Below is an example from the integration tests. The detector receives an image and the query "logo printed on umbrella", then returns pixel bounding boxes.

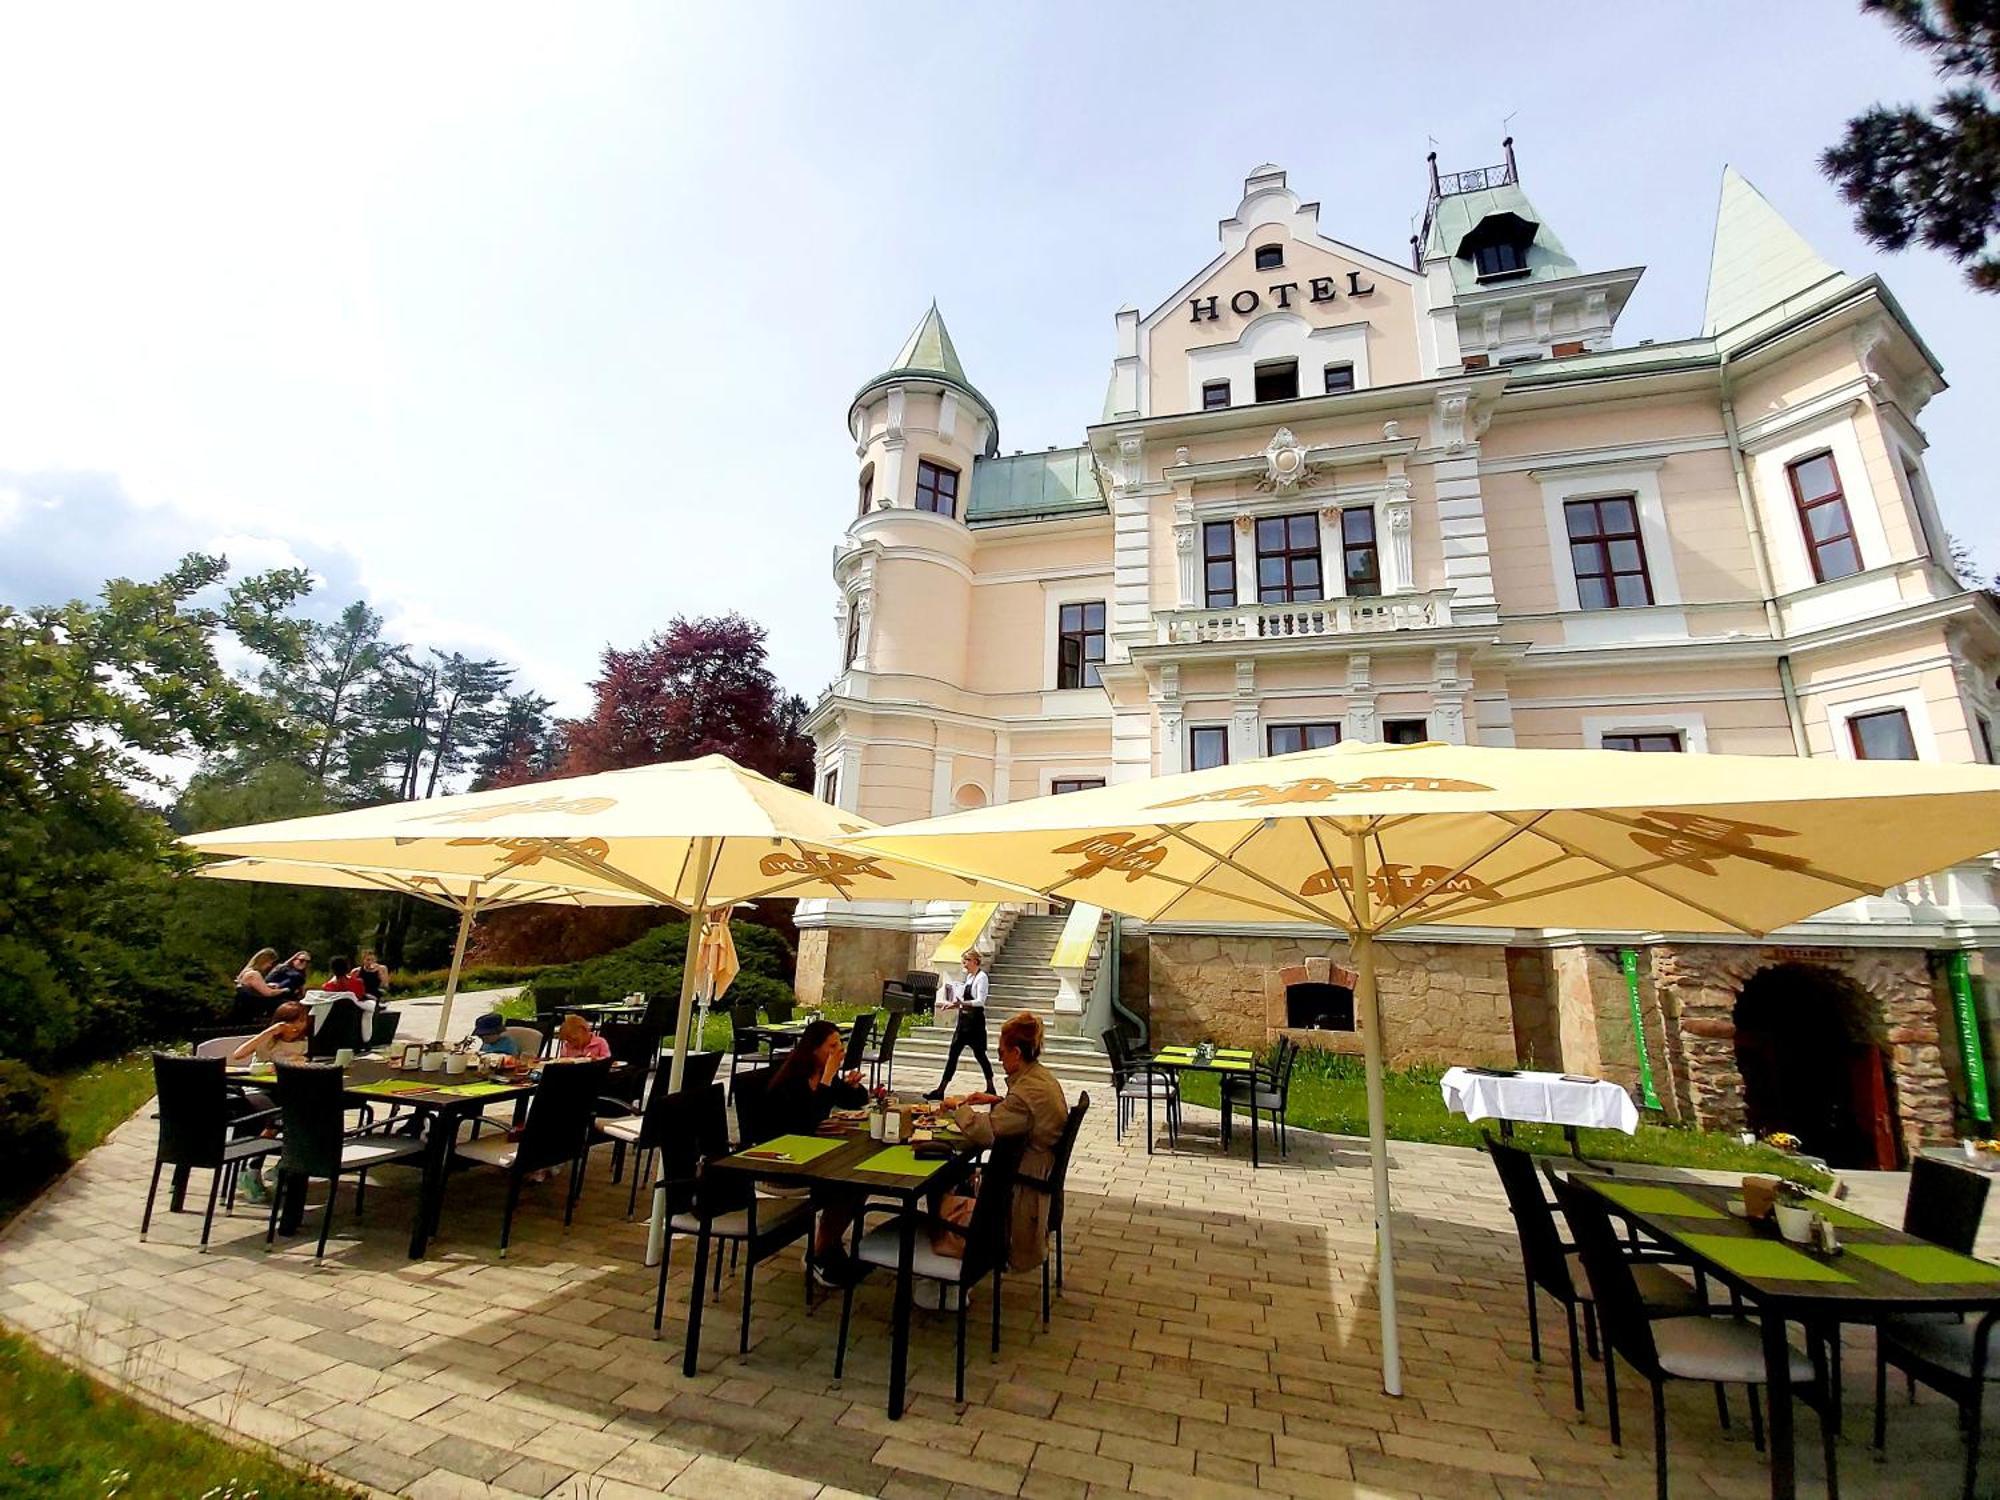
[405,795,617,825]
[1627,811,1807,875]
[1152,775,1492,809]
[756,850,893,890]
[1300,863,1500,905]
[436,835,614,871]
[1053,831,1168,882]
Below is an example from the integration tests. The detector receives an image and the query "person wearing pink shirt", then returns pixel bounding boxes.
[554,1013,611,1061]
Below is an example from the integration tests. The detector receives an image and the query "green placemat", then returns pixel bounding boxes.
[430,1080,519,1098]
[859,1145,946,1178]
[1848,1242,2000,1285]
[735,1134,843,1166]
[1681,1233,1856,1283]
[1210,1059,1253,1072]
[348,1078,440,1097]
[1593,1182,1726,1220]
[1809,1201,1883,1230]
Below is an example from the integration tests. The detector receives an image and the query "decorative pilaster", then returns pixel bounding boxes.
[1429,384,1497,618]
[1110,427,1152,662]
[1384,470,1414,594]
[1346,654,1378,743]
[1231,659,1260,763]
[992,729,1012,806]
[1156,662,1184,774]
[1431,647,1468,745]
[1173,498,1197,608]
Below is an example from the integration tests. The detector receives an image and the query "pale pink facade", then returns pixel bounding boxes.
[803,153,2000,1165]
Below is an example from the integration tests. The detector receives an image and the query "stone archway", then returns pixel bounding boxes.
[1733,964,1899,1170]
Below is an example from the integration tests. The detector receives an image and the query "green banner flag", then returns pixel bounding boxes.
[1948,951,1991,1126]
[1621,947,1662,1111]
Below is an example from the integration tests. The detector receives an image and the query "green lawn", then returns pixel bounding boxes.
[0,1332,359,1500]
[1174,1049,1834,1189]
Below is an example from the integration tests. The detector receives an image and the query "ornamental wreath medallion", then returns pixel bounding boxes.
[1258,427,1313,492]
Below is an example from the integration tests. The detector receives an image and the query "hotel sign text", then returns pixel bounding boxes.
[1190,270,1376,323]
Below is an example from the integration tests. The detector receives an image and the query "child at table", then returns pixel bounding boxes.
[472,1013,520,1056]
[230,1002,311,1066]
[553,1013,611,1061]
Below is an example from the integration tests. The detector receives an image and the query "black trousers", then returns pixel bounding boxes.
[934,1009,994,1091]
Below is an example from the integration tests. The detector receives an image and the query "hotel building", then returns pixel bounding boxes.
[803,148,2000,1167]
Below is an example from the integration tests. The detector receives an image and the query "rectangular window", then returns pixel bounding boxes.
[1787,451,1861,582]
[1601,731,1684,753]
[1050,777,1106,796]
[914,459,959,518]
[820,769,839,805]
[1056,601,1106,689]
[1383,718,1428,745]
[1565,495,1654,609]
[1267,722,1340,756]
[1189,726,1229,771]
[1849,707,1918,761]
[1323,362,1355,394]
[1202,380,1231,411]
[1255,512,1323,604]
[1475,240,1528,278]
[1254,244,1284,270]
[1202,519,1236,608]
[1254,360,1299,403]
[843,604,860,668]
[1341,507,1381,598]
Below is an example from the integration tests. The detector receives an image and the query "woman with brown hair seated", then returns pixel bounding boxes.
[951,1010,1068,1270]
[764,1018,869,1285]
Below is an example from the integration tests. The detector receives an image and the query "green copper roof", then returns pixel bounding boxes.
[852,302,1001,449]
[966,446,1105,523]
[1424,182,1579,293]
[1702,166,1851,338]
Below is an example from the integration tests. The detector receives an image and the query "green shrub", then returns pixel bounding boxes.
[0,1062,69,1196]
[526,920,796,1014]
[394,962,549,995]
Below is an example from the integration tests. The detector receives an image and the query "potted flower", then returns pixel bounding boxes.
[1762,1131,1802,1154]
[1772,1180,1815,1244]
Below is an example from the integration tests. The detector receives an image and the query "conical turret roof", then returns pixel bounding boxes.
[852,302,1000,451]
[1702,167,1850,338]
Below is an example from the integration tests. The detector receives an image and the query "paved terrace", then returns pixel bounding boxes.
[0,1100,1985,1500]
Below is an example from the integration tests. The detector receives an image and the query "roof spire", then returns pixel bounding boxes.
[887,300,970,385]
[1702,166,1849,338]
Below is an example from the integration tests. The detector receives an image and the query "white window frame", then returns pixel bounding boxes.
[1827,687,1936,762]
[1042,581,1112,693]
[1581,712,1709,754]
[1186,722,1232,771]
[1039,767,1113,796]
[1750,418,1891,594]
[1532,458,1681,612]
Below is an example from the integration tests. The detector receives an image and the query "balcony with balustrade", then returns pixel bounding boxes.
[1155,589,1456,646]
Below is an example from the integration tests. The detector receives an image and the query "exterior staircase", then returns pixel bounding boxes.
[887,912,1114,1092]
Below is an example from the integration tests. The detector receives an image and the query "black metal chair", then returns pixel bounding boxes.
[729,1066,775,1150]
[1487,1138,1703,1413]
[368,1008,401,1050]
[1876,1309,2000,1500]
[640,991,679,1037]
[571,979,604,1012]
[1907,1156,1991,1252]
[307,997,366,1059]
[1222,1037,1298,1166]
[264,1061,426,1261]
[1101,1028,1176,1142]
[596,1021,658,1111]
[140,1054,280,1250]
[1019,1093,1090,1325]
[836,1133,1029,1402]
[763,995,796,1025]
[648,1084,811,1350]
[880,980,915,1016]
[1553,1174,1838,1500]
[841,1013,877,1074]
[902,970,940,1021]
[447,1057,609,1255]
[531,983,573,1056]
[597,1050,724,1217]
[862,1012,903,1090]
[727,1003,764,1084]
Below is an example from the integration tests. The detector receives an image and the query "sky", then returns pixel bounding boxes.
[1,3,1992,714]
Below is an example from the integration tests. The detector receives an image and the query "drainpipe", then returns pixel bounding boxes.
[1720,356,1809,756]
[1106,913,1148,1048]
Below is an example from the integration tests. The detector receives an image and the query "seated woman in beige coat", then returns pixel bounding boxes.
[952,1011,1069,1271]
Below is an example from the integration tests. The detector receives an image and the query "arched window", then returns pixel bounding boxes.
[1254,243,1284,270]
[857,463,875,517]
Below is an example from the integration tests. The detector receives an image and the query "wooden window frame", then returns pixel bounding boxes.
[1202,380,1231,411]
[856,464,874,518]
[914,458,960,519]
[1786,451,1862,583]
[1255,512,1324,604]
[1267,722,1341,756]
[1253,359,1299,404]
[1601,731,1684,753]
[1564,495,1654,610]
[1050,777,1106,796]
[1056,600,1106,690]
[820,768,839,806]
[1848,707,1918,761]
[1341,506,1381,598]
[1323,362,1355,394]
[1202,519,1236,608]
[1254,243,1284,270]
[843,603,860,668]
[1189,725,1230,771]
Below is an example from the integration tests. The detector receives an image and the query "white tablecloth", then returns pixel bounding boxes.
[1439,1067,1639,1135]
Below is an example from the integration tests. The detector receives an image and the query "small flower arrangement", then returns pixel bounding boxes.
[1762,1131,1802,1153]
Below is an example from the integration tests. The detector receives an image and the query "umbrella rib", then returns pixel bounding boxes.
[1373,812,1551,929]
[1159,823,1354,928]
[1139,819,1266,928]
[1304,818,1361,930]
[532,840,690,909]
[1570,807,1884,897]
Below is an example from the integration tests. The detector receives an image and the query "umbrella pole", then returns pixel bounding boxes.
[432,884,481,1043]
[1349,832,1401,1398]
[651,839,715,1268]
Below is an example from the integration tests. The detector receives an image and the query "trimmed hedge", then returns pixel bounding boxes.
[526,920,795,1015]
[0,1062,69,1198]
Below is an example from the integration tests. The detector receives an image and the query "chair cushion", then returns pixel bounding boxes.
[1881,1315,1993,1378]
[669,1199,808,1241]
[856,1217,967,1283]
[1119,1079,1176,1099]
[454,1134,518,1170]
[1652,1316,1812,1384]
[597,1117,643,1144]
[341,1137,426,1170]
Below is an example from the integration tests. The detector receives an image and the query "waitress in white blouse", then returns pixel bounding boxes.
[924,949,995,1098]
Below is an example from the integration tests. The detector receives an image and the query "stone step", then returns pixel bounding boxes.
[888,1033,1113,1090]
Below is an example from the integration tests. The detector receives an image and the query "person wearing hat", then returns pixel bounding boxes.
[472,1013,520,1056]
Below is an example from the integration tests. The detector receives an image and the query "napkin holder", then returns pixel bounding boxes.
[1740,1175,1779,1220]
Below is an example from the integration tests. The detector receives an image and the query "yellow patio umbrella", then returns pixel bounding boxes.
[181,754,1035,1085]
[189,856,654,1040]
[848,738,2000,1397]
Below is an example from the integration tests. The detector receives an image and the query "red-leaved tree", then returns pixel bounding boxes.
[561,614,814,785]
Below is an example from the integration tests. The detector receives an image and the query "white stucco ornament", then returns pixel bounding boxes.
[1261,427,1310,491]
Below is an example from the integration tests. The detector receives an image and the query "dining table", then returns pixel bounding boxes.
[229,1054,539,1258]
[684,1117,981,1418]
[1576,1172,2000,1499]
[1142,1044,1257,1153]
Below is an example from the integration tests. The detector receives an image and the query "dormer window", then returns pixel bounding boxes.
[1473,240,1528,279]
[1254,243,1284,270]
[1458,209,1538,283]
[1254,360,1298,403]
